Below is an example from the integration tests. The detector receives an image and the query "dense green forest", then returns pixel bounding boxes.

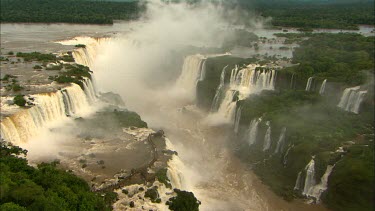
[251,1,374,29]
[0,0,142,24]
[1,0,374,28]
[0,141,115,210]
[282,33,374,86]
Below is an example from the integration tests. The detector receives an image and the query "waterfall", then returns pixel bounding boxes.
[294,171,303,190]
[167,155,187,190]
[57,36,110,68]
[81,77,97,103]
[290,73,295,89]
[248,118,261,146]
[302,159,316,196]
[319,79,327,95]
[283,145,293,166]
[262,121,271,151]
[175,54,206,101]
[274,127,286,154]
[234,106,242,134]
[337,86,367,114]
[1,83,90,144]
[307,165,335,202]
[214,64,276,123]
[305,77,313,91]
[210,65,228,112]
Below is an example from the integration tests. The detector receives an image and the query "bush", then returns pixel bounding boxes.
[13,95,26,106]
[167,189,200,211]
[33,65,42,70]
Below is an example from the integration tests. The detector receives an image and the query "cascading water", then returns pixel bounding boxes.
[214,64,276,122]
[294,171,303,191]
[274,127,286,154]
[283,145,293,166]
[319,79,327,95]
[308,165,335,202]
[175,54,206,101]
[337,86,367,114]
[81,77,97,103]
[1,83,90,144]
[248,118,261,146]
[302,158,316,196]
[262,121,271,151]
[234,106,242,134]
[305,77,314,91]
[210,65,228,112]
[290,73,295,89]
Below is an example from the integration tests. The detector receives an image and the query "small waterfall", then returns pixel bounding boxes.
[167,155,187,190]
[1,83,90,144]
[234,106,242,134]
[262,121,271,151]
[337,86,367,114]
[308,165,335,202]
[248,118,261,146]
[283,145,293,166]
[319,79,327,95]
[305,77,313,91]
[210,65,228,112]
[274,127,286,154]
[175,54,206,101]
[302,159,316,196]
[290,73,295,89]
[294,171,303,190]
[82,77,97,103]
[214,64,276,122]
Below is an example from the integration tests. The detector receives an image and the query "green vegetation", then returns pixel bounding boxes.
[75,44,86,48]
[13,95,26,107]
[1,0,142,24]
[155,168,172,188]
[144,186,160,203]
[33,65,43,70]
[5,83,24,92]
[254,1,374,30]
[16,52,56,62]
[7,51,14,55]
[282,33,374,86]
[0,141,112,210]
[51,64,92,85]
[166,189,201,211]
[1,74,17,81]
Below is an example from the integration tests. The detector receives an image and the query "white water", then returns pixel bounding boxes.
[319,79,327,95]
[1,83,92,144]
[337,86,367,114]
[307,165,335,203]
[263,121,271,151]
[210,65,228,112]
[248,118,261,146]
[212,64,276,123]
[294,171,303,190]
[233,106,242,134]
[290,73,295,89]
[274,127,286,154]
[302,159,316,196]
[283,145,293,166]
[305,77,313,91]
[175,54,206,101]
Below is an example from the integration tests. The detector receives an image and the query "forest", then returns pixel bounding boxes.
[1,0,374,29]
[0,141,116,210]
[0,0,142,24]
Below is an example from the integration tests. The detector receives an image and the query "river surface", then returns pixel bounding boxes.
[2,22,370,210]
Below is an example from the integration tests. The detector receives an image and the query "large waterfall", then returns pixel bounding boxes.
[262,121,271,151]
[175,54,206,101]
[337,86,367,114]
[57,36,110,68]
[274,127,286,154]
[248,118,261,146]
[210,65,228,112]
[213,64,276,122]
[1,83,92,144]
